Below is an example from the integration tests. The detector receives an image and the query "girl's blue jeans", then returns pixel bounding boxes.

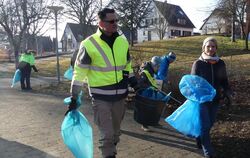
[198,102,219,157]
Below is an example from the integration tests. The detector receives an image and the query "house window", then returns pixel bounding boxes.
[183,31,191,36]
[177,18,186,25]
[154,18,158,25]
[146,19,151,26]
[151,19,154,25]
[171,30,181,36]
[143,31,146,36]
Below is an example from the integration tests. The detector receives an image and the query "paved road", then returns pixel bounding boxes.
[0,77,204,158]
[0,58,204,158]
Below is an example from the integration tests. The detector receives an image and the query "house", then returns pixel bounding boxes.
[0,29,53,56]
[24,35,53,54]
[61,23,97,52]
[199,8,242,37]
[199,8,231,35]
[137,0,195,42]
[60,22,136,50]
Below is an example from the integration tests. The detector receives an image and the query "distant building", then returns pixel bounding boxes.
[137,0,195,42]
[200,8,241,37]
[24,35,53,54]
[60,23,135,51]
[61,23,97,52]
[200,8,231,35]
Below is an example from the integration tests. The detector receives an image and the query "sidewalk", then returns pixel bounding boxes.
[0,76,204,158]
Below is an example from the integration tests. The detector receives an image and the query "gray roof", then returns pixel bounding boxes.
[65,23,97,42]
[154,1,195,28]
[199,8,229,30]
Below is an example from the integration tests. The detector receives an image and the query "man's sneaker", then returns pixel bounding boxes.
[141,125,151,132]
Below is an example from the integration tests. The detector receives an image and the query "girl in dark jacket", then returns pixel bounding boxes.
[191,37,232,158]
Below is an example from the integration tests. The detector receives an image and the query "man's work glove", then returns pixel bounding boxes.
[65,97,77,116]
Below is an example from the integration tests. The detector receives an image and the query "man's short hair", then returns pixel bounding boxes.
[98,8,115,20]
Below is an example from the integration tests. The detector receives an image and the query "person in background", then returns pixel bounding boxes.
[155,51,176,90]
[191,37,233,158]
[67,8,137,158]
[18,50,38,90]
[136,56,162,131]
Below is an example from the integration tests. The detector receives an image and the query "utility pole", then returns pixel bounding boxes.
[47,6,64,83]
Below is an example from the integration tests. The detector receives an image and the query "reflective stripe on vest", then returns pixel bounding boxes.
[77,37,127,72]
[90,87,127,95]
[143,70,158,88]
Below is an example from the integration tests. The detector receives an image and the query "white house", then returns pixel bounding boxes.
[61,23,97,52]
[199,8,231,35]
[137,0,195,43]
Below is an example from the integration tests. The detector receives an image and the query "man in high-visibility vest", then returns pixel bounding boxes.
[18,50,38,90]
[68,8,137,158]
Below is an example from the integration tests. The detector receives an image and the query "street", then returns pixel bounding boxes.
[0,74,203,158]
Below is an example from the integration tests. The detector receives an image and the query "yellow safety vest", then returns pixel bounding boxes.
[19,53,35,65]
[142,70,158,88]
[72,29,133,95]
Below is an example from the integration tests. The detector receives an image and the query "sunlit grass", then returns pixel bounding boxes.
[34,56,71,77]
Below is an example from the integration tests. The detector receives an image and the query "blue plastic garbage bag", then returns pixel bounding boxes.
[61,91,93,158]
[165,74,216,137]
[61,110,93,158]
[179,74,216,103]
[64,66,73,80]
[11,69,21,88]
[155,55,170,80]
[165,100,201,137]
[140,87,170,102]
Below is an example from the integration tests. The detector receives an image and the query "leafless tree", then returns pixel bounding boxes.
[155,17,168,40]
[154,1,173,40]
[108,0,153,46]
[60,0,100,37]
[0,0,51,67]
[217,0,247,42]
[245,0,250,50]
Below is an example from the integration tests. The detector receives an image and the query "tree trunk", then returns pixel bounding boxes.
[14,49,19,69]
[231,0,236,42]
[130,29,134,46]
[231,15,236,42]
[245,32,249,50]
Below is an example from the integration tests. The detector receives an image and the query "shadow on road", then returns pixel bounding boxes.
[0,137,57,158]
[121,129,202,155]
